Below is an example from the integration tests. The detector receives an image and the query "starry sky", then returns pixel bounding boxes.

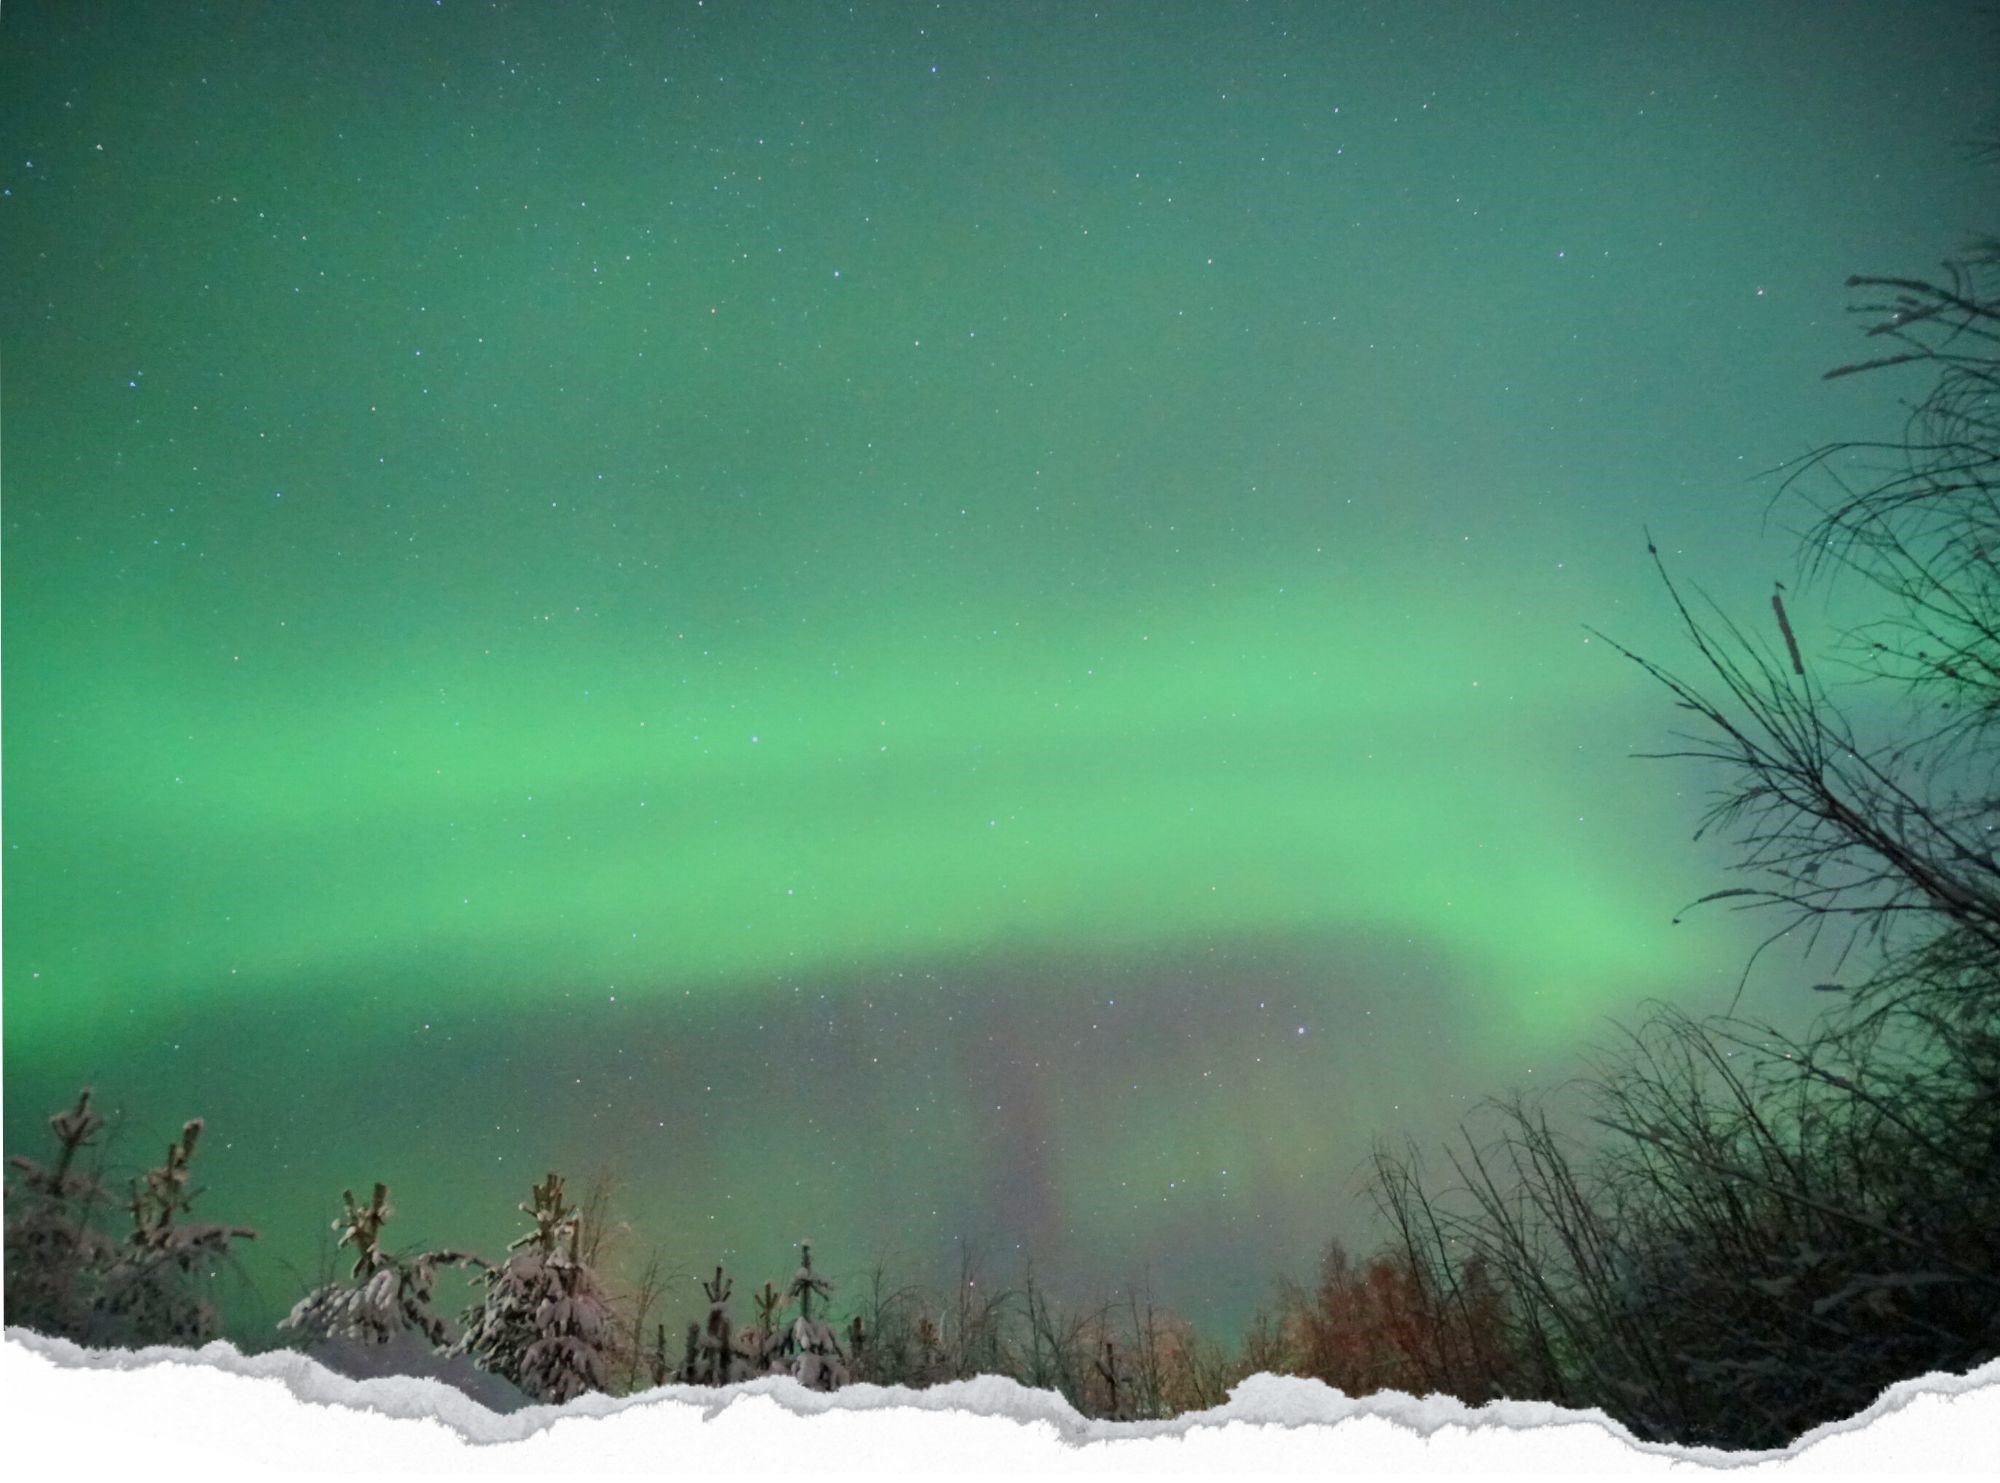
[3,1,1993,1340]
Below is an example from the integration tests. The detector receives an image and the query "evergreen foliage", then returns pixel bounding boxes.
[93,1118,257,1346]
[778,1241,850,1391]
[4,1089,115,1337]
[5,1091,254,1348]
[455,1172,616,1404]
[280,1183,477,1348]
[676,1265,750,1385]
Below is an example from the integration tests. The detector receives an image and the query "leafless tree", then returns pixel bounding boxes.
[1359,169,2000,1449]
[1596,232,2000,1005]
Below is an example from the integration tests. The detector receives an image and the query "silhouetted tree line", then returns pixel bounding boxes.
[1352,188,2000,1445]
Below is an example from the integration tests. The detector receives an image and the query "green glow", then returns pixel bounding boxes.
[6,560,1700,1049]
[3,0,1987,1338]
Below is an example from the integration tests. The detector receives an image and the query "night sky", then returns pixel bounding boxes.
[4,1,1992,1340]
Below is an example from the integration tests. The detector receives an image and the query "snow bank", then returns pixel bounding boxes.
[5,1326,1997,1475]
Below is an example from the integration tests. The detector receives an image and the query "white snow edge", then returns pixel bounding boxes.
[7,1325,1997,1464]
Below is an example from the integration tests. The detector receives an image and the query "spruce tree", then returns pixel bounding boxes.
[455,1172,616,1403]
[91,1117,255,1346]
[778,1241,849,1391]
[744,1278,789,1375]
[280,1183,475,1347]
[7,1092,254,1348]
[4,1089,115,1336]
[677,1265,750,1385]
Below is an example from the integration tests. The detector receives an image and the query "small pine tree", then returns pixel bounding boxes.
[280,1183,476,1347]
[744,1278,789,1375]
[4,1089,116,1336]
[779,1241,849,1391]
[6,1092,253,1349]
[678,1265,750,1385]
[455,1172,616,1404]
[91,1118,255,1346]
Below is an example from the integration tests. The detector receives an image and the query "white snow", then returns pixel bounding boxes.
[6,1325,1998,1476]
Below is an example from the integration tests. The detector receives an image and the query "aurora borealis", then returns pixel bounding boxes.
[4,1,1993,1339]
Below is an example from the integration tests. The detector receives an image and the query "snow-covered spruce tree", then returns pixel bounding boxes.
[280,1183,477,1347]
[90,1117,255,1347]
[4,1089,116,1337]
[778,1241,849,1391]
[742,1278,790,1375]
[677,1265,750,1385]
[455,1172,617,1404]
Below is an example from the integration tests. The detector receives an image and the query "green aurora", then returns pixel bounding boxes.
[4,0,1991,1336]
